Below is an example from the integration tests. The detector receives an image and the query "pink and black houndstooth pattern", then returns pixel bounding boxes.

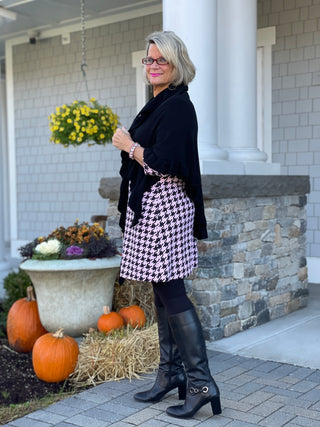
[120,163,198,283]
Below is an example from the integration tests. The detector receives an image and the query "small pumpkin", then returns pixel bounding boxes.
[7,286,47,353]
[32,328,79,383]
[118,305,146,329]
[97,305,124,334]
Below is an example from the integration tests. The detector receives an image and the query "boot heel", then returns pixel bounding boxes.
[178,383,186,400]
[211,396,222,415]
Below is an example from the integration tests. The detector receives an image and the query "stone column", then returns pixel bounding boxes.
[217,0,267,164]
[163,0,228,171]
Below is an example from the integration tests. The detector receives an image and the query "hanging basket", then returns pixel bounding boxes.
[48,98,120,147]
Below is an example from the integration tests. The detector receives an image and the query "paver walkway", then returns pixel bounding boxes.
[4,349,320,426]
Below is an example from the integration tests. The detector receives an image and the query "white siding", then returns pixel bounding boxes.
[12,13,161,241]
[258,0,320,258]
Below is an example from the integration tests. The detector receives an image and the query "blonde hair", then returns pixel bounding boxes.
[145,31,196,86]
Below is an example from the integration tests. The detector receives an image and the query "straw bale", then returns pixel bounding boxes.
[113,279,156,323]
[71,323,159,387]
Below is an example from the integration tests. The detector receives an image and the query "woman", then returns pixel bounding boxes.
[112,30,221,419]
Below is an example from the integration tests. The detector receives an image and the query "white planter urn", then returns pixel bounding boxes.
[20,256,121,337]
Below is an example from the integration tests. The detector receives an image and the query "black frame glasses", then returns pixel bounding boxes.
[142,57,169,65]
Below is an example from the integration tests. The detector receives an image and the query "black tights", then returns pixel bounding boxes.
[152,279,193,315]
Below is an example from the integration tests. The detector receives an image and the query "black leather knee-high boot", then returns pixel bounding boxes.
[134,306,186,402]
[166,307,221,418]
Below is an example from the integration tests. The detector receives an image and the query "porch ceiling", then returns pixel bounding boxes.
[0,0,161,58]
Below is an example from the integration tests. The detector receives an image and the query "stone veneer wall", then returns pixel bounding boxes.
[99,175,310,341]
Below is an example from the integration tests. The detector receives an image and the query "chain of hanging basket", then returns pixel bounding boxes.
[48,0,120,147]
[80,0,90,100]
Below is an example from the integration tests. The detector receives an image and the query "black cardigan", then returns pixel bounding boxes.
[118,85,208,240]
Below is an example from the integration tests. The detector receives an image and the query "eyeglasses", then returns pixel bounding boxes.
[142,57,169,66]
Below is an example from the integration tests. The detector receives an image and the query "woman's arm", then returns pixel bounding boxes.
[112,128,144,167]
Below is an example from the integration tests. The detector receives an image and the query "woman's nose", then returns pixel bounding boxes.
[151,62,160,69]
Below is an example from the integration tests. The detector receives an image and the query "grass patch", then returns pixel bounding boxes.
[0,390,77,425]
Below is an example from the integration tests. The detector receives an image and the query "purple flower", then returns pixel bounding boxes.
[66,245,84,256]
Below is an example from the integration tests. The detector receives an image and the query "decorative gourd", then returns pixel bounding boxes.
[32,328,79,383]
[6,286,47,353]
[118,305,146,329]
[97,306,124,334]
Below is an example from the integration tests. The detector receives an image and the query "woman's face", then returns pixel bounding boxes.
[146,44,175,96]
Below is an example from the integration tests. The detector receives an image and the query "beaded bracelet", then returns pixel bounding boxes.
[129,142,139,159]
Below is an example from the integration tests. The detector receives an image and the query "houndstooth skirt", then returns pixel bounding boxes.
[120,165,198,283]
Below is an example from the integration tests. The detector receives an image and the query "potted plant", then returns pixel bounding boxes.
[19,221,121,336]
[48,98,120,147]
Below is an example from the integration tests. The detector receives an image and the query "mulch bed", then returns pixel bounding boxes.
[0,337,74,405]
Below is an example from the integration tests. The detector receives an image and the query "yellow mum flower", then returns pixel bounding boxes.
[49,99,120,146]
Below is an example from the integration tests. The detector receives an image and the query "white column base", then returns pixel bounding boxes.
[228,148,268,162]
[11,239,27,258]
[199,144,228,162]
[307,257,320,284]
[200,160,244,175]
[244,161,281,175]
[0,261,10,269]
[0,261,10,300]
[201,160,281,175]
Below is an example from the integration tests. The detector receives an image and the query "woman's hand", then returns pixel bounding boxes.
[112,128,132,153]
[113,127,145,167]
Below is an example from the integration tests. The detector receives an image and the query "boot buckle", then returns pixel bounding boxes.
[189,387,199,395]
[189,385,209,395]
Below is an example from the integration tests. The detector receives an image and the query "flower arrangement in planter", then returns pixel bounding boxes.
[48,98,120,147]
[18,221,120,336]
[19,220,117,260]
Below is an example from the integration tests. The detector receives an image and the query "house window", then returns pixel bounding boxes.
[257,27,276,163]
[132,50,150,113]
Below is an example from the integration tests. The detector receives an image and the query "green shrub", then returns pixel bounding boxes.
[0,269,32,337]
[0,307,6,338]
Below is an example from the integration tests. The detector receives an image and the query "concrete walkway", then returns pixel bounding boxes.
[211,283,320,370]
[4,284,320,427]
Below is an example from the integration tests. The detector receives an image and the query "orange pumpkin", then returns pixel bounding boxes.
[32,328,79,383]
[118,305,146,329]
[7,286,47,353]
[97,306,124,334]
